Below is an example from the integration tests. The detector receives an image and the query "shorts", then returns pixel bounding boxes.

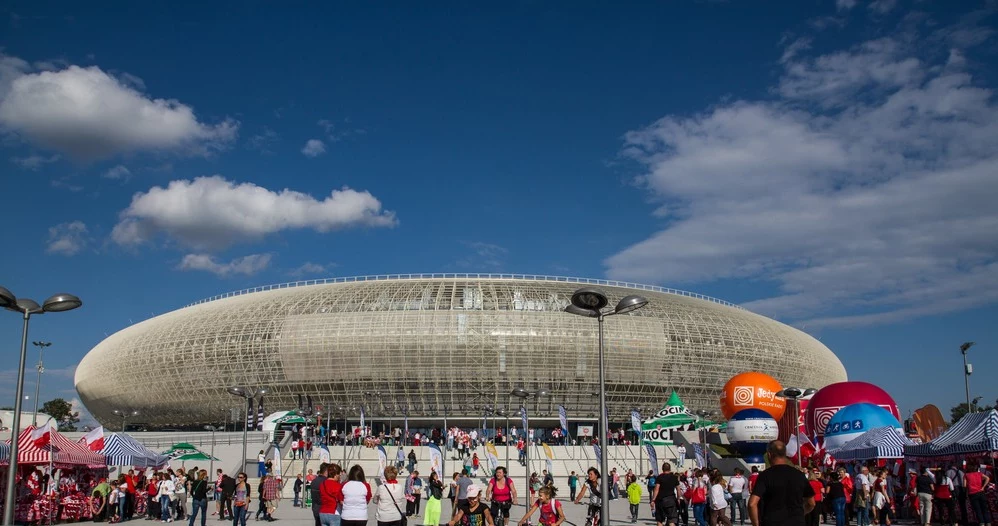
[265,499,280,509]
[655,497,679,525]
[491,501,512,520]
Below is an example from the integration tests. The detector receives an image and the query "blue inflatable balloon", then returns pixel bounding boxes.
[824,403,901,451]
[726,408,779,463]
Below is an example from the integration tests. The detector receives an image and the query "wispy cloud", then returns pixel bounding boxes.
[177,253,273,277]
[46,220,89,255]
[456,241,508,269]
[301,139,325,157]
[11,153,60,170]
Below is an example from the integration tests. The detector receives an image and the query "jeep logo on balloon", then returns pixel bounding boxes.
[720,371,786,420]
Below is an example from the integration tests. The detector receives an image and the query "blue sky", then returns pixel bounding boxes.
[1,1,996,424]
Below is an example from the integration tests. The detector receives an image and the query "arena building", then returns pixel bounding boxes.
[75,274,847,428]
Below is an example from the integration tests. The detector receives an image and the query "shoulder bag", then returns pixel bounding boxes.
[383,484,407,526]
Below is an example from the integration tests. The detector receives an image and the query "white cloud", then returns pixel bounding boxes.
[868,0,897,14]
[46,221,89,255]
[0,55,238,160]
[102,164,131,180]
[607,21,998,328]
[177,253,272,277]
[457,241,508,269]
[288,261,332,277]
[247,127,279,153]
[301,139,326,157]
[11,153,60,170]
[112,175,398,250]
[836,0,857,11]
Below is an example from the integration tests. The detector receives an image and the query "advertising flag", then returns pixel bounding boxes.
[81,426,105,451]
[520,406,528,435]
[558,405,568,434]
[645,443,658,475]
[246,399,255,431]
[428,443,443,477]
[543,443,554,460]
[272,445,282,479]
[593,443,602,464]
[360,407,366,432]
[256,396,265,431]
[318,443,331,463]
[403,412,409,442]
[377,445,388,482]
[485,442,499,470]
[631,410,642,434]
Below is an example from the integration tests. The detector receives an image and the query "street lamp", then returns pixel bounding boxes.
[511,388,548,512]
[227,386,268,474]
[776,387,817,466]
[112,409,139,432]
[204,425,222,476]
[31,341,51,426]
[565,287,648,526]
[2,287,82,526]
[961,342,975,415]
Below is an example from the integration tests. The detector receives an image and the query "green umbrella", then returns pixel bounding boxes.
[174,451,219,461]
[163,442,201,459]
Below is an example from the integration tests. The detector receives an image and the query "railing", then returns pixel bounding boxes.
[125,431,270,449]
[185,273,742,309]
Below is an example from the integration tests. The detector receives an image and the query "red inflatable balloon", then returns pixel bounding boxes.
[804,381,900,438]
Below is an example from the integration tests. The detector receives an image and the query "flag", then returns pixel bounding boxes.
[795,432,816,463]
[645,443,658,475]
[272,445,282,479]
[298,394,304,412]
[593,443,601,464]
[377,445,388,482]
[403,412,409,442]
[318,443,331,463]
[256,396,265,431]
[485,442,499,470]
[631,410,642,435]
[30,426,51,448]
[81,426,104,451]
[307,395,314,413]
[558,405,568,434]
[360,407,366,432]
[692,443,706,469]
[520,406,528,435]
[428,443,443,477]
[246,398,255,431]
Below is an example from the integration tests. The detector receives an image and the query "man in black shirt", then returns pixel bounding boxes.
[310,463,327,526]
[651,462,681,526]
[748,441,815,526]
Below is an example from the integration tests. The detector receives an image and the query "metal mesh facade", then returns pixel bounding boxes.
[75,274,847,427]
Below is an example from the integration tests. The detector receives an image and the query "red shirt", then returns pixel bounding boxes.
[966,472,985,495]
[748,473,759,491]
[125,475,136,494]
[809,480,824,502]
[319,478,344,514]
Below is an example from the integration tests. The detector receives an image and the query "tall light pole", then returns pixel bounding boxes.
[31,341,51,426]
[112,409,139,432]
[205,425,222,476]
[566,288,649,526]
[961,342,975,415]
[775,388,817,466]
[227,386,268,474]
[511,388,548,511]
[1,287,82,526]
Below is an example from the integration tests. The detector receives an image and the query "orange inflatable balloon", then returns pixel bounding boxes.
[720,371,786,420]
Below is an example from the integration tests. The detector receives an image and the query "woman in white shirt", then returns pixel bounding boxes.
[342,465,373,526]
[709,473,732,526]
[158,473,176,523]
[374,466,406,526]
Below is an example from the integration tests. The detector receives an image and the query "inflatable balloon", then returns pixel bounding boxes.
[726,408,780,463]
[823,403,902,451]
[805,381,900,438]
[720,371,786,420]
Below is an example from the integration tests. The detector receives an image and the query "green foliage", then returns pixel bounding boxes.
[41,398,80,431]
[951,402,994,425]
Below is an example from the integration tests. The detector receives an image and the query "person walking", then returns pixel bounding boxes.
[256,475,269,521]
[747,441,815,526]
[341,465,372,526]
[311,464,328,526]
[568,472,579,503]
[651,462,681,526]
[728,469,747,526]
[806,470,825,526]
[424,471,444,526]
[261,472,282,522]
[828,472,847,526]
[964,461,991,526]
[231,473,250,526]
[174,469,188,521]
[486,467,516,526]
[933,469,955,526]
[628,475,643,523]
[408,450,418,474]
[397,448,406,471]
[375,466,406,526]
[318,464,344,526]
[294,475,304,508]
[472,454,480,477]
[159,472,177,523]
[709,472,733,526]
[188,470,210,526]
[915,468,935,526]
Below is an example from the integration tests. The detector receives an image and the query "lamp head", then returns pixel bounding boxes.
[961,342,975,353]
[16,298,43,315]
[570,287,608,312]
[42,293,83,313]
[565,304,599,318]
[802,388,818,397]
[614,295,649,315]
[0,286,16,310]
[256,387,268,396]
[536,389,550,397]
[511,388,528,399]
[227,386,246,397]
[777,388,804,399]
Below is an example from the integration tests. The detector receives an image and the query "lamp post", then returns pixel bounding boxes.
[205,425,221,476]
[1,287,82,526]
[112,409,139,432]
[31,341,51,427]
[511,388,548,512]
[497,408,510,466]
[227,386,268,474]
[775,388,817,466]
[961,342,975,415]
[565,288,648,526]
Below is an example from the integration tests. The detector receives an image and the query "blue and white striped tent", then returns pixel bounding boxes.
[101,433,167,467]
[0,442,9,463]
[905,409,998,458]
[831,426,913,460]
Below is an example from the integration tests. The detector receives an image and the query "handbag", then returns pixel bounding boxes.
[384,484,407,526]
[691,486,707,504]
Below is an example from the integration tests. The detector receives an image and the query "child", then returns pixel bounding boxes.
[108,484,121,523]
[627,476,643,523]
[519,486,565,526]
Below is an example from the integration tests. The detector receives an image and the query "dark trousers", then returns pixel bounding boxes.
[729,495,745,524]
[679,500,689,525]
[189,499,207,526]
[221,494,233,519]
[570,486,577,501]
[954,488,967,524]
[970,492,991,525]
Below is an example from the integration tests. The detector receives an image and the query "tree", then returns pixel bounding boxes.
[41,398,80,431]
[951,402,994,425]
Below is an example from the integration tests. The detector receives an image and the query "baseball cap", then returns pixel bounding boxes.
[466,485,481,498]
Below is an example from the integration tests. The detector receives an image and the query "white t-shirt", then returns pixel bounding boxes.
[341,480,371,521]
[710,484,727,510]
[258,454,265,462]
[158,479,176,498]
[677,446,686,456]
[856,473,871,491]
[728,476,745,494]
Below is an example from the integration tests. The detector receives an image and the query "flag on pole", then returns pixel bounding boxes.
[520,406,528,435]
[692,443,706,469]
[318,443,331,463]
[631,410,642,434]
[272,445,282,479]
[360,407,366,432]
[246,398,255,431]
[558,405,568,434]
[80,426,104,451]
[377,445,388,482]
[646,443,658,475]
[593,443,602,464]
[428,443,443,477]
[403,412,409,442]
[30,426,51,448]
[256,396,265,431]
[485,442,499,470]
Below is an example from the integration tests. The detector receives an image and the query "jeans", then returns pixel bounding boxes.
[319,513,342,526]
[161,495,173,521]
[119,495,128,521]
[970,492,991,525]
[630,503,639,521]
[189,499,207,526]
[834,497,847,526]
[857,502,870,526]
[232,505,247,526]
[729,495,745,524]
[258,462,266,477]
[917,493,932,525]
[570,486,577,501]
[693,503,707,526]
[294,491,301,507]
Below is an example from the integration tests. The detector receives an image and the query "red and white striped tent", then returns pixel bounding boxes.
[9,426,106,468]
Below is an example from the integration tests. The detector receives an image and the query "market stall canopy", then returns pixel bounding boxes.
[100,433,167,467]
[11,426,106,468]
[162,443,200,458]
[174,451,219,461]
[640,391,698,444]
[261,410,313,432]
[905,409,998,459]
[0,442,8,464]
[116,433,169,467]
[831,426,914,460]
